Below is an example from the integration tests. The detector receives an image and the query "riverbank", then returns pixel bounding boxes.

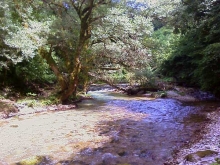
[167,105,220,165]
[164,87,220,165]
[0,99,77,119]
[0,86,220,165]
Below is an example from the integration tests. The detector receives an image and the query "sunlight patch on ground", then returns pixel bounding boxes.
[0,106,146,164]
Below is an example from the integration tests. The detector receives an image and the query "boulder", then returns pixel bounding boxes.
[185,150,218,162]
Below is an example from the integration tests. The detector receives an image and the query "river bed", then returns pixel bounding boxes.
[0,90,219,165]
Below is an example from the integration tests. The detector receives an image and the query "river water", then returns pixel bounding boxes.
[75,90,216,165]
[0,90,218,165]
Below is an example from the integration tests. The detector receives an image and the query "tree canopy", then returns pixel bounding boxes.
[161,0,220,96]
[1,0,220,102]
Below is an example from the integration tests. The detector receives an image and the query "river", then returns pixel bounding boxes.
[0,89,219,165]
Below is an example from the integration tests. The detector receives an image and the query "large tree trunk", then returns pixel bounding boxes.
[40,1,107,104]
[39,46,67,93]
[40,45,82,104]
[59,1,94,103]
[60,56,81,103]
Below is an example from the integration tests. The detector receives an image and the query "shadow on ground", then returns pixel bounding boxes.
[16,116,206,165]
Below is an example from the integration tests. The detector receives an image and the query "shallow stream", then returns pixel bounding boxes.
[0,90,219,165]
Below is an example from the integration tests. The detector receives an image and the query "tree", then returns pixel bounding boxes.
[36,0,112,103]
[0,1,24,69]
[0,0,187,101]
[150,27,180,71]
[90,1,154,87]
[162,0,220,96]
[1,1,53,67]
[0,0,54,86]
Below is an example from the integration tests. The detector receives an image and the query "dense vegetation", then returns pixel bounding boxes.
[161,0,220,96]
[0,0,219,103]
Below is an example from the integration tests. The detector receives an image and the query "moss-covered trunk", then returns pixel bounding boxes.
[60,56,81,103]
[40,45,82,103]
[39,46,67,93]
[40,1,105,103]
[59,13,92,103]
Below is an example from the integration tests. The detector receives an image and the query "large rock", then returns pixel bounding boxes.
[185,150,218,163]
[0,99,19,118]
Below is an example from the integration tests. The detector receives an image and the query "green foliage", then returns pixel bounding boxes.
[132,67,156,87]
[90,2,155,86]
[161,30,199,85]
[0,1,19,68]
[150,27,180,69]
[41,95,60,105]
[17,93,60,106]
[0,55,56,87]
[15,55,56,83]
[161,0,220,96]
[0,0,185,101]
[27,100,37,108]
[0,1,53,69]
[0,0,55,87]
[92,5,153,68]
[17,98,38,107]
[195,43,220,95]
[26,92,37,97]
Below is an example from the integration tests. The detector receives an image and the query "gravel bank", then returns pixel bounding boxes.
[167,107,220,165]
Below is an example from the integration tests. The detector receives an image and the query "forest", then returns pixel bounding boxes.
[1,1,220,165]
[0,0,219,103]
